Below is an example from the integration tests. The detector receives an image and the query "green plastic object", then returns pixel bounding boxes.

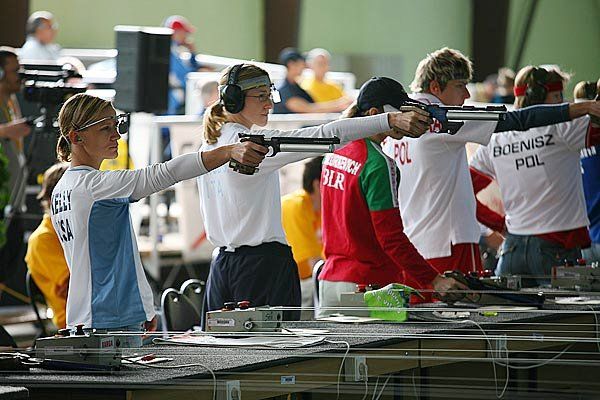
[363,283,414,322]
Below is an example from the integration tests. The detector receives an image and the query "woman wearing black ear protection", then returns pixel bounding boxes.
[198,63,435,323]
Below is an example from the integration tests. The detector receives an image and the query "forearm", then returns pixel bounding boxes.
[130,152,208,200]
[260,113,389,144]
[372,210,438,287]
[495,103,570,132]
[568,102,596,120]
[323,113,390,143]
[200,145,232,171]
[476,201,505,233]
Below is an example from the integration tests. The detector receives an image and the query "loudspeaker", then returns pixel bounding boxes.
[114,26,171,114]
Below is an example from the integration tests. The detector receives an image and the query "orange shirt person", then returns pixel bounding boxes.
[25,163,69,329]
[281,157,324,278]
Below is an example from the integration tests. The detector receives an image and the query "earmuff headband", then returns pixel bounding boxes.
[514,81,563,97]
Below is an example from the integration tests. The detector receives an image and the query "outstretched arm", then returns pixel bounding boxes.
[495,100,600,133]
[87,141,267,202]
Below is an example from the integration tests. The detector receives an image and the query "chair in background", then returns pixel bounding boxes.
[0,325,17,348]
[25,271,49,338]
[312,260,325,318]
[160,288,201,332]
[179,279,205,317]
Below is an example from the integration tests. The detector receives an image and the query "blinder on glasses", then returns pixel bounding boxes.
[75,113,130,135]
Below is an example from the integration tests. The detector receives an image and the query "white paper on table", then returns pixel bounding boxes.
[155,333,326,348]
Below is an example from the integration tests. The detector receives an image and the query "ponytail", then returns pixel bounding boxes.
[341,102,362,119]
[203,102,229,144]
[57,93,113,160]
[56,134,71,162]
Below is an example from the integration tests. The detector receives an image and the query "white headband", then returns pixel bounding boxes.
[238,75,272,91]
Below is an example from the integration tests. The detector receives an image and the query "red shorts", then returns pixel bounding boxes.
[426,242,483,275]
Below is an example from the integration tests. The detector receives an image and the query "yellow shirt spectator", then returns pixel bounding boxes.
[25,214,69,329]
[301,77,345,103]
[281,189,322,280]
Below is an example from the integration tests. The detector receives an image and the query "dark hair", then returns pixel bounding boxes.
[514,66,570,109]
[0,47,18,69]
[37,162,69,211]
[279,47,305,67]
[302,157,324,193]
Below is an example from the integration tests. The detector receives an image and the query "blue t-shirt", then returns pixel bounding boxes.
[273,79,314,114]
[168,42,200,115]
[582,146,600,243]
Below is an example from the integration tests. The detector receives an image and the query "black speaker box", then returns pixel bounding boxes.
[114,26,171,114]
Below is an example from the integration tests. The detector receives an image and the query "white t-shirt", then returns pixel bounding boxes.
[381,93,498,259]
[51,153,207,329]
[19,36,61,61]
[469,116,591,235]
[197,114,390,251]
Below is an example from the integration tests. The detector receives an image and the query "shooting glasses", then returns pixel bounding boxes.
[75,113,130,135]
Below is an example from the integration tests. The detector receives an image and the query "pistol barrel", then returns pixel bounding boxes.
[278,144,336,153]
[445,110,506,121]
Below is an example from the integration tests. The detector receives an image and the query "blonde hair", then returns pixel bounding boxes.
[410,47,473,93]
[340,100,382,120]
[203,64,270,144]
[514,66,570,109]
[573,80,599,101]
[341,102,361,119]
[57,93,113,162]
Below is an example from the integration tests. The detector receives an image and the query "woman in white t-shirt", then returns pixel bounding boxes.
[198,63,433,322]
[470,66,600,286]
[51,93,266,345]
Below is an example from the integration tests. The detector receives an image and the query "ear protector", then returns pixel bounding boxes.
[583,81,598,100]
[524,67,549,106]
[219,64,245,114]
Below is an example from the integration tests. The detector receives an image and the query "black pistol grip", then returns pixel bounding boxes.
[228,159,259,175]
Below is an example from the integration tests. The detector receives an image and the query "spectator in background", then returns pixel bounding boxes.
[164,15,204,115]
[197,80,219,116]
[477,73,498,103]
[25,163,70,329]
[0,47,31,279]
[574,79,600,263]
[491,67,515,104]
[273,48,351,114]
[20,11,61,61]
[281,157,324,311]
[301,48,347,103]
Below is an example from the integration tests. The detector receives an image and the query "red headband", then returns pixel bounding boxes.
[514,81,564,97]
